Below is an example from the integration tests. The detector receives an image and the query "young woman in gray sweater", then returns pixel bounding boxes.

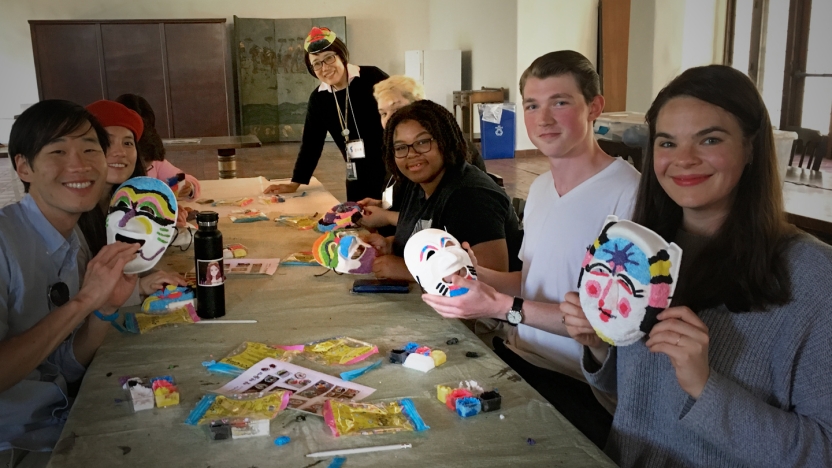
[561,65,832,467]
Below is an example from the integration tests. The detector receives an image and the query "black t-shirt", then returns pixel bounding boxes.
[291,65,389,202]
[393,163,522,271]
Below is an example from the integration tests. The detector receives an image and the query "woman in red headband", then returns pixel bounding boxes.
[264,27,389,202]
[80,100,185,301]
[80,100,147,256]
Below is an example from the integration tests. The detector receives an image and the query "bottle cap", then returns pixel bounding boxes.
[196,211,219,227]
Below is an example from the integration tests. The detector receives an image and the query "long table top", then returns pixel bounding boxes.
[47,177,614,468]
[784,167,832,234]
[163,135,261,152]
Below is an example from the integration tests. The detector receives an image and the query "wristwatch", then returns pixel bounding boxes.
[507,297,524,326]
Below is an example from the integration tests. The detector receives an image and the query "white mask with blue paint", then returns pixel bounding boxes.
[404,228,477,296]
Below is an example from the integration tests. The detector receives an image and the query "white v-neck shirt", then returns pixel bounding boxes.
[506,158,640,382]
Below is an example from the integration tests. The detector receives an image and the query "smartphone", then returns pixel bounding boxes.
[351,279,411,294]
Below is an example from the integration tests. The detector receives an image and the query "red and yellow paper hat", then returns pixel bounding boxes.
[304,27,337,54]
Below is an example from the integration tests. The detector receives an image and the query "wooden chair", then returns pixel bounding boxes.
[597,139,644,172]
[784,126,827,171]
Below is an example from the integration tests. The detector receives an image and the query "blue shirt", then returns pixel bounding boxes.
[0,195,88,452]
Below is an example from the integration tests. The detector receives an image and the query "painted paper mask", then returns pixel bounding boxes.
[404,229,477,297]
[312,231,376,274]
[316,202,363,232]
[578,215,683,346]
[106,176,178,274]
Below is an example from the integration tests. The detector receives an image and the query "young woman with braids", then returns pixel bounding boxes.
[364,100,521,280]
[560,65,832,467]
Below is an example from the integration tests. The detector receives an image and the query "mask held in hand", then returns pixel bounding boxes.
[106,176,178,274]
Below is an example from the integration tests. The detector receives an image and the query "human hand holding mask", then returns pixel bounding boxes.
[404,229,477,297]
[106,176,179,274]
[577,215,683,346]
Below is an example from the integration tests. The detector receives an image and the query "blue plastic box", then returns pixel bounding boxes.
[479,103,515,160]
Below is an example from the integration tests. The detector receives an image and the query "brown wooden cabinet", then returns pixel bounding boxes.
[30,19,231,138]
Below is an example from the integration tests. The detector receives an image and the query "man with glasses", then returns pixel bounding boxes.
[0,100,140,465]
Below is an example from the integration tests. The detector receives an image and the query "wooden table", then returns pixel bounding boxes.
[163,135,262,179]
[47,177,613,468]
[783,167,832,234]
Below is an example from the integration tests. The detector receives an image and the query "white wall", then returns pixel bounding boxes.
[1,0,729,150]
[625,0,724,113]
[428,0,518,135]
[0,0,435,143]
[515,0,598,150]
[429,0,518,103]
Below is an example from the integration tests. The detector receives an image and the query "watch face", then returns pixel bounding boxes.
[507,309,522,325]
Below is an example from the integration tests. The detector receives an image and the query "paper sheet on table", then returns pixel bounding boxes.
[164,138,202,144]
[213,358,375,415]
[180,177,339,218]
[223,258,280,275]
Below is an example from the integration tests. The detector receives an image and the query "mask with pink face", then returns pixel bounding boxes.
[404,229,477,296]
[578,215,683,346]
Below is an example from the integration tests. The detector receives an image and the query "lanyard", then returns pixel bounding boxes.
[332,83,363,141]
[333,86,351,138]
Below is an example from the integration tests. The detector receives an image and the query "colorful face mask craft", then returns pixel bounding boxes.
[312,231,377,274]
[404,228,477,297]
[106,176,178,274]
[315,202,363,232]
[577,215,683,347]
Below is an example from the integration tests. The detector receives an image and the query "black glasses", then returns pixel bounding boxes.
[48,282,70,309]
[311,54,338,71]
[393,138,435,159]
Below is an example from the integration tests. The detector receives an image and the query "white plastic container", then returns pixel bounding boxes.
[773,130,798,185]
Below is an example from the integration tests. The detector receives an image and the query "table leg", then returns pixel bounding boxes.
[461,106,473,143]
[218,149,237,179]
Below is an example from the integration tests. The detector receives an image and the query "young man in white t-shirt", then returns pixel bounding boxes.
[422,50,640,447]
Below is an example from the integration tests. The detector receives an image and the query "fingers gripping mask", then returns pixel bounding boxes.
[316,202,363,232]
[312,231,377,274]
[578,215,683,346]
[106,177,178,274]
[404,229,477,297]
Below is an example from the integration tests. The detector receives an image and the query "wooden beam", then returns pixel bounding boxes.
[780,0,813,129]
[599,0,631,112]
[723,0,737,66]
[747,0,769,89]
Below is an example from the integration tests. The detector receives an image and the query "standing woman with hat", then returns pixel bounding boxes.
[264,27,389,202]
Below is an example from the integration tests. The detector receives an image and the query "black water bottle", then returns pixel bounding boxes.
[194,211,225,319]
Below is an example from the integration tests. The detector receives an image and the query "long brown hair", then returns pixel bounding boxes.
[632,65,797,312]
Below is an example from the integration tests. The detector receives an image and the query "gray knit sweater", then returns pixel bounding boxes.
[583,234,832,467]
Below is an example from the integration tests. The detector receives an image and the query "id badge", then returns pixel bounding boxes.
[346,161,358,181]
[346,139,366,159]
[381,182,394,209]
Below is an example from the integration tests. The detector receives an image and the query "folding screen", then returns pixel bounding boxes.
[235,16,347,143]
